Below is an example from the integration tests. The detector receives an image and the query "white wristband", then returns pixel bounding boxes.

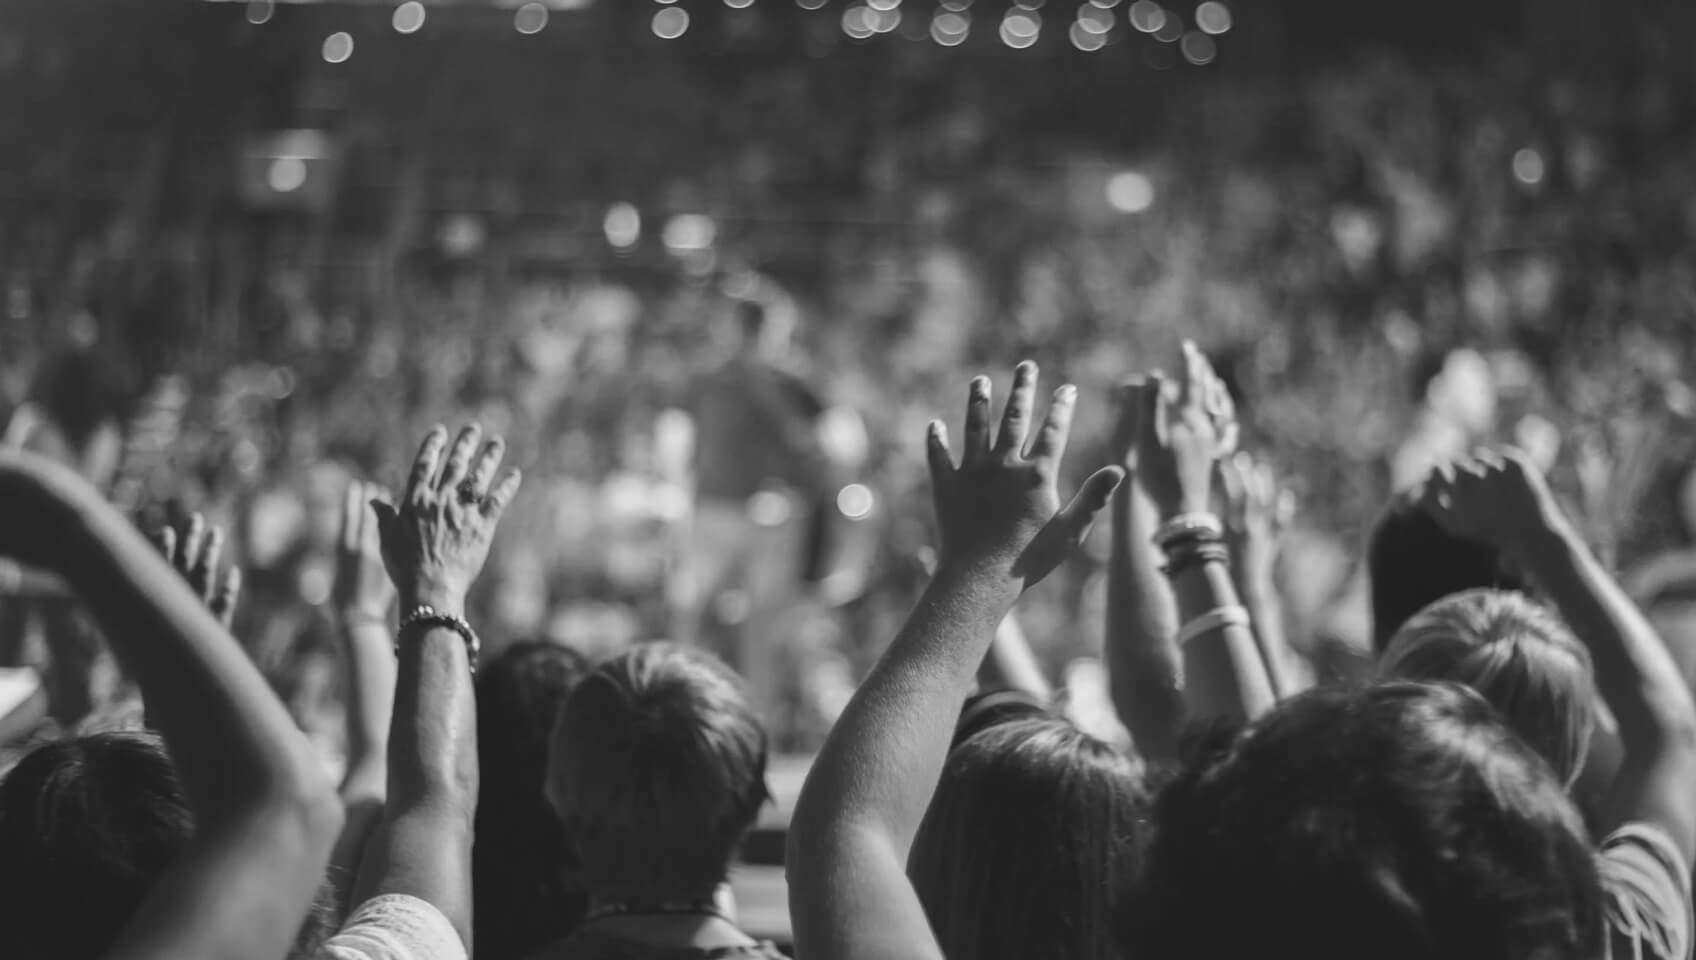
[1175,605,1252,646]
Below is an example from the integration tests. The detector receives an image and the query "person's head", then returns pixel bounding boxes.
[475,642,593,960]
[1378,589,1596,787]
[0,732,335,960]
[1135,682,1602,960]
[546,642,769,903]
[1368,488,1531,652]
[910,716,1145,960]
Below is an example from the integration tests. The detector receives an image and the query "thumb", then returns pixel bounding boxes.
[1059,466,1125,544]
[370,499,398,548]
[1137,374,1167,455]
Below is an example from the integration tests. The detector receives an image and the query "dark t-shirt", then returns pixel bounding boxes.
[527,929,788,960]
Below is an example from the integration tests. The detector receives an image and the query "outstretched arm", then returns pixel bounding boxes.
[1136,343,1275,726]
[1104,379,1184,767]
[0,451,342,960]
[352,425,522,953]
[787,363,1122,960]
[1221,453,1311,700]
[1422,450,1696,861]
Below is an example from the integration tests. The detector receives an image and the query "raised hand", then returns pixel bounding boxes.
[154,513,242,630]
[371,424,521,617]
[1417,448,1569,561]
[335,479,397,626]
[1136,341,1238,519]
[924,361,1122,590]
[1220,451,1296,587]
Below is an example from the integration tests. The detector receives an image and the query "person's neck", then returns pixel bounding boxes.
[581,883,753,949]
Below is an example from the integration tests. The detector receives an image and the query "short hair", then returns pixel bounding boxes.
[911,716,1145,960]
[0,732,336,960]
[1379,589,1597,786]
[547,643,769,901]
[475,642,593,960]
[1135,682,1603,960]
[951,688,1053,751]
[1368,487,1532,652]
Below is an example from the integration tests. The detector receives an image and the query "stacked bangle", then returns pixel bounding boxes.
[396,604,481,674]
[1175,605,1252,646]
[1161,540,1231,577]
[1153,512,1225,550]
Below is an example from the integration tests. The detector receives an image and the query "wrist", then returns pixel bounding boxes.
[400,586,466,619]
[930,557,1024,608]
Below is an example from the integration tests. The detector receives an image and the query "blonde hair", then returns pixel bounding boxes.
[1378,589,1596,787]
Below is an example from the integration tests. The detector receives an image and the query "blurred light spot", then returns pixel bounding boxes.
[392,1,426,33]
[868,7,900,31]
[797,0,828,7]
[1078,4,1114,32]
[836,484,875,520]
[867,0,901,9]
[653,6,690,37]
[1000,19,1039,47]
[663,214,717,252]
[1070,21,1107,49]
[321,32,354,63]
[514,2,549,33]
[748,490,794,527]
[603,203,641,248]
[1512,147,1546,185]
[726,0,755,7]
[1154,16,1182,41]
[439,215,486,258]
[1090,0,1121,6]
[1106,171,1154,213]
[1179,30,1215,63]
[246,0,274,25]
[266,157,308,193]
[1128,0,1164,32]
[843,5,875,38]
[1003,11,1040,37]
[931,10,969,43]
[1196,0,1231,33]
[940,0,972,9]
[1015,0,1045,7]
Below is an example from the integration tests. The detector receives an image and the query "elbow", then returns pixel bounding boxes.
[251,759,347,854]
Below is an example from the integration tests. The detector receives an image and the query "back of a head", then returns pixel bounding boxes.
[0,732,191,960]
[547,642,769,903]
[1379,589,1597,786]
[911,716,1145,960]
[1368,489,1532,652]
[475,642,593,960]
[1136,682,1602,960]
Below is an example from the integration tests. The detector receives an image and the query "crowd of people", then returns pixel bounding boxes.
[2,330,1694,960]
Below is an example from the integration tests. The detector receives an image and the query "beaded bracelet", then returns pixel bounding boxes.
[396,604,481,675]
[1161,540,1232,578]
[1175,605,1252,646]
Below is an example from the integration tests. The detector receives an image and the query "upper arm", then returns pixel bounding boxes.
[1607,717,1696,866]
[787,822,946,960]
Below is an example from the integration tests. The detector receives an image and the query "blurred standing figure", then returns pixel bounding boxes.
[671,287,839,728]
[0,322,124,727]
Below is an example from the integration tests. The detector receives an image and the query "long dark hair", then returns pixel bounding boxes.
[909,716,1145,960]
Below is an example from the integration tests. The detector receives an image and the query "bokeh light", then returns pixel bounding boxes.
[797,0,828,8]
[266,157,308,194]
[836,484,875,520]
[1128,0,1165,32]
[867,0,901,10]
[940,0,973,9]
[514,3,549,34]
[653,6,691,38]
[245,0,274,26]
[392,1,426,35]
[1154,15,1183,41]
[843,5,875,38]
[321,32,354,64]
[603,203,641,249]
[663,214,717,252]
[726,0,756,8]
[1070,21,1107,50]
[1180,31,1216,63]
[931,11,970,44]
[1077,5,1115,33]
[868,7,900,31]
[1106,171,1155,213]
[1195,1,1232,34]
[1513,147,1546,186]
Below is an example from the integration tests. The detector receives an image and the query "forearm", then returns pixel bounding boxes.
[1519,520,1696,751]
[1236,574,1306,700]
[977,612,1052,701]
[1105,480,1184,764]
[794,568,1015,854]
[1170,559,1276,726]
[340,621,397,800]
[356,624,477,948]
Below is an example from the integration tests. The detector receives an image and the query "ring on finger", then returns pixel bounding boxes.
[457,480,481,505]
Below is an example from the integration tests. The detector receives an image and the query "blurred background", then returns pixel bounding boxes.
[5,0,1696,765]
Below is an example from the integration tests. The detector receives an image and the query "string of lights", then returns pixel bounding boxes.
[219,0,1234,65]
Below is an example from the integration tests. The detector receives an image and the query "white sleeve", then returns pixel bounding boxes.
[316,894,467,960]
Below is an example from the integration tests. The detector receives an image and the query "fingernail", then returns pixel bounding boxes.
[1057,384,1077,400]
[970,376,989,397]
[1017,360,1036,377]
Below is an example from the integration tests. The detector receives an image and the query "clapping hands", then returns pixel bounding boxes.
[1417,447,1570,562]
[925,362,1123,590]
[1136,341,1238,520]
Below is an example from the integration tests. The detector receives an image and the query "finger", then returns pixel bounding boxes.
[482,468,523,519]
[1179,340,1207,410]
[193,527,224,603]
[342,480,364,553]
[363,487,391,556]
[1275,489,1298,530]
[154,525,178,567]
[465,437,506,498]
[1137,375,1167,454]
[995,361,1038,459]
[1252,461,1277,505]
[1220,452,1248,510]
[409,426,450,504]
[962,375,993,465]
[370,498,399,552]
[1027,384,1077,467]
[180,514,207,577]
[1472,447,1507,470]
[925,420,955,486]
[212,565,242,630]
[1058,466,1126,543]
[437,424,484,494]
